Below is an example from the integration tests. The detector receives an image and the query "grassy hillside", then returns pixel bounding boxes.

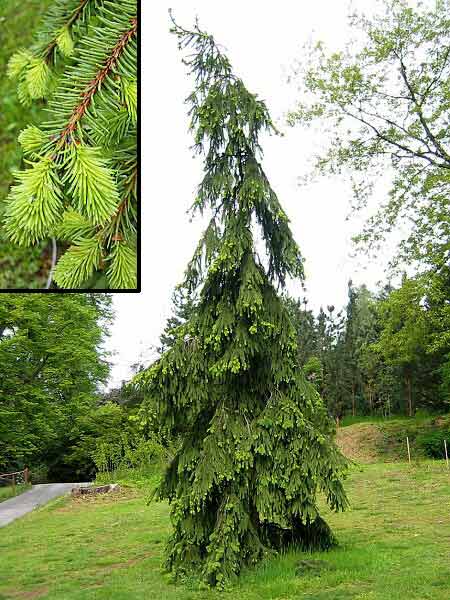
[0,0,52,289]
[1,462,450,599]
[336,415,450,463]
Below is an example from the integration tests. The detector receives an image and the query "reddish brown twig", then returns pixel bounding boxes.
[58,17,138,146]
[100,164,138,244]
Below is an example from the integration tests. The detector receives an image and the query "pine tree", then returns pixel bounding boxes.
[5,0,138,289]
[134,15,348,588]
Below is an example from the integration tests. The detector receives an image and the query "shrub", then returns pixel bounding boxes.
[417,429,450,459]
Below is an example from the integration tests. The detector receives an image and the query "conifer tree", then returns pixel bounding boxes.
[158,286,196,354]
[135,15,348,588]
[5,0,138,289]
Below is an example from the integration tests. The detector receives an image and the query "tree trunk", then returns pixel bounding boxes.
[407,375,413,417]
[405,373,413,417]
[367,385,373,415]
[352,382,356,416]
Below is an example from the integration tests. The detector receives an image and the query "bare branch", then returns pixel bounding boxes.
[396,52,450,164]
[339,103,450,169]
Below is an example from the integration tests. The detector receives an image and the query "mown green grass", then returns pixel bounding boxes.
[0,0,51,289]
[340,413,435,428]
[0,484,31,504]
[1,461,450,599]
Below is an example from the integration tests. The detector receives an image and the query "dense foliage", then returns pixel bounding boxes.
[0,294,112,479]
[5,0,138,289]
[289,0,450,272]
[417,427,450,459]
[287,269,450,419]
[59,401,165,481]
[134,16,348,588]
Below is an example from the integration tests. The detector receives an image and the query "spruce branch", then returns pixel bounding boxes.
[56,16,138,147]
[106,241,137,288]
[18,125,48,156]
[25,58,51,99]
[122,78,138,125]
[43,0,91,62]
[57,210,96,242]
[56,26,75,58]
[53,236,103,288]
[7,50,34,80]
[7,1,100,102]
[102,162,138,243]
[63,144,120,224]
[5,0,138,289]
[4,159,64,245]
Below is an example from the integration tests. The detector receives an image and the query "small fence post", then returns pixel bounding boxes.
[24,467,29,484]
[406,436,411,464]
[12,472,16,493]
[444,440,449,471]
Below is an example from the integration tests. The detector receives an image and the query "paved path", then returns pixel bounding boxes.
[0,483,89,527]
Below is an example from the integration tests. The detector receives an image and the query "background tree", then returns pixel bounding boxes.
[373,277,429,416]
[5,0,138,289]
[134,15,348,588]
[283,274,450,419]
[341,283,378,415]
[0,293,112,478]
[310,304,347,419]
[158,286,196,354]
[57,401,159,481]
[342,283,360,416]
[424,267,450,403]
[289,0,450,272]
[371,272,450,415]
[303,356,324,394]
[283,295,318,367]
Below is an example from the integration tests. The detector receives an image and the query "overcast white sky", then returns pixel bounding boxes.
[105,0,403,388]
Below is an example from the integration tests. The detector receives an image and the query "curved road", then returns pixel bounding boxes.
[0,483,89,527]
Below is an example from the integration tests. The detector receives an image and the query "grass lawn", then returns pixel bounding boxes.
[0,0,52,288]
[0,484,31,504]
[1,461,450,599]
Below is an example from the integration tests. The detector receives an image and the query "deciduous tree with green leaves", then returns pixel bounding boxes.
[371,270,450,414]
[134,16,348,588]
[5,0,138,289]
[289,0,450,272]
[372,276,429,416]
[0,293,112,475]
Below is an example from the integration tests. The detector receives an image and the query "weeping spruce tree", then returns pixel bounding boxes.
[5,0,137,289]
[135,16,348,588]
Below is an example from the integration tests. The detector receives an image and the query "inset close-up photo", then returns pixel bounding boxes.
[1,0,450,599]
[0,0,139,290]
